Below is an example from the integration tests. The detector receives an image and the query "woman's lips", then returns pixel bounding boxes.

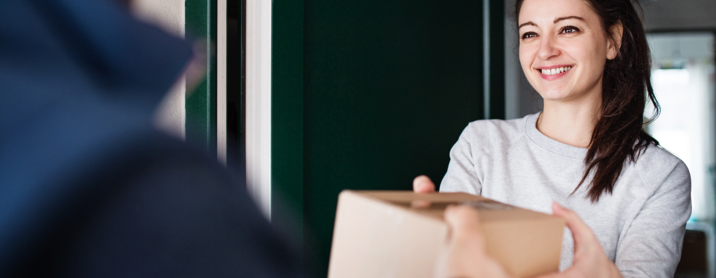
[537,65,573,81]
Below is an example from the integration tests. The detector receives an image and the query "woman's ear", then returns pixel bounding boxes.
[606,21,623,60]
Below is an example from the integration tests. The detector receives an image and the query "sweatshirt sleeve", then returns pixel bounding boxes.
[615,160,691,278]
[439,124,482,195]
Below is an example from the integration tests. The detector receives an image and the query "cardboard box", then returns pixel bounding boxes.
[328,190,565,278]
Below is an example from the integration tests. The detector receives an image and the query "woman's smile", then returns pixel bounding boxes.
[536,65,574,80]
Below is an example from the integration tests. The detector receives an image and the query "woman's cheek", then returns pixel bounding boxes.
[518,44,537,71]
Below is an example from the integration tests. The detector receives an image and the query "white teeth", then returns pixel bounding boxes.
[541,66,572,75]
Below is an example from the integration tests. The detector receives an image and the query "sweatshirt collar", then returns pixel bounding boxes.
[524,112,588,160]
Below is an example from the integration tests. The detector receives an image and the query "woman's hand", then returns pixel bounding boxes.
[535,203,623,278]
[436,205,514,278]
[434,202,622,278]
[413,175,436,193]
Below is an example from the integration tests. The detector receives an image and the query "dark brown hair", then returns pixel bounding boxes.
[515,0,660,202]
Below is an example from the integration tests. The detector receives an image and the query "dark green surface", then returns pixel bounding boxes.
[186,0,217,152]
[271,0,305,268]
[271,0,511,276]
[302,0,485,276]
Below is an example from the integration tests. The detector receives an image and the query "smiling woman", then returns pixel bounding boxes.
[415,0,692,276]
[516,0,641,200]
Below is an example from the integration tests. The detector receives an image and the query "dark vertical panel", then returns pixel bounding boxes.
[186,0,217,152]
[238,0,245,162]
[226,0,243,167]
[271,0,305,269]
[302,0,484,276]
[489,0,506,119]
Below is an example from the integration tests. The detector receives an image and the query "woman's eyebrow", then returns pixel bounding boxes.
[518,21,537,29]
[554,16,585,23]
[518,16,585,29]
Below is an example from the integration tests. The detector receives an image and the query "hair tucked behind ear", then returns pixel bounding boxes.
[515,0,660,202]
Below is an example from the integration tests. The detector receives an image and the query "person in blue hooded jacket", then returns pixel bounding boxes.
[0,0,299,276]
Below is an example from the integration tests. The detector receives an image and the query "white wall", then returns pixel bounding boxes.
[245,0,273,219]
[217,0,228,164]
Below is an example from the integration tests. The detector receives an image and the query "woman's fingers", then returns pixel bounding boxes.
[551,202,598,246]
[413,175,436,193]
[546,202,622,278]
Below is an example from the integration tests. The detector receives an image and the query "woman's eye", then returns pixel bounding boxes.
[521,32,537,39]
[560,26,580,34]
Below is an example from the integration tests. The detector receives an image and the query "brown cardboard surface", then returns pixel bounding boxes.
[328,190,565,278]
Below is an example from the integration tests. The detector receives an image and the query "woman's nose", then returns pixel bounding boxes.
[537,34,560,60]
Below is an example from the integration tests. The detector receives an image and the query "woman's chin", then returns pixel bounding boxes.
[537,88,599,104]
[536,91,571,102]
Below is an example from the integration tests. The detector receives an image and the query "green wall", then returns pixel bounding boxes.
[186,0,217,152]
[273,0,504,276]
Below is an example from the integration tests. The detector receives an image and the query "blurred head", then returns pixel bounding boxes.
[515,0,659,202]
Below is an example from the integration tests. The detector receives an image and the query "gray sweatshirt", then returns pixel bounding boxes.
[440,113,691,277]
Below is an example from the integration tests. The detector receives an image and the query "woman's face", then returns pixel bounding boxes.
[518,0,619,103]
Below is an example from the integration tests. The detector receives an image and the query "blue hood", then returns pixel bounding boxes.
[0,0,193,272]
